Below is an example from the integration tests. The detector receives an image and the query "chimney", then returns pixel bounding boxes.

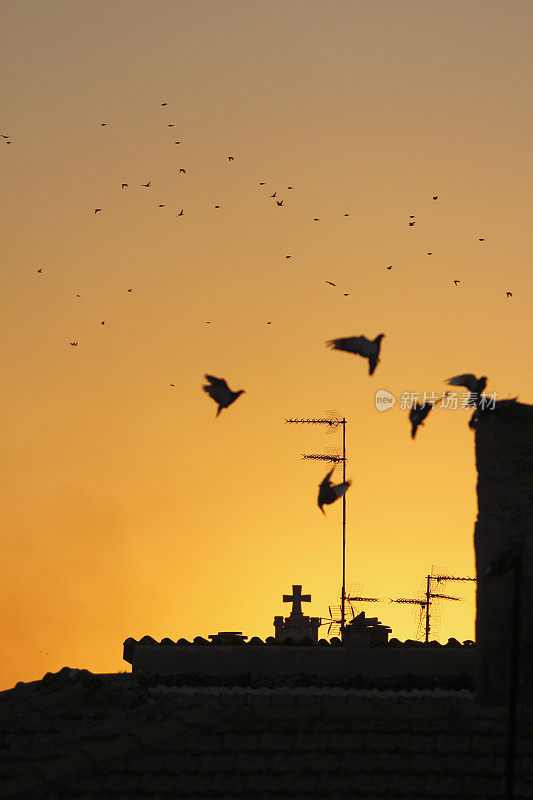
[474,400,533,705]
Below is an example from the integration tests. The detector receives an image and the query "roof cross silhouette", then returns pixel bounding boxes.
[283,584,311,617]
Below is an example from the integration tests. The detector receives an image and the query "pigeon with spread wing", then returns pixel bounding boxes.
[317,468,351,514]
[202,375,245,417]
[326,334,385,375]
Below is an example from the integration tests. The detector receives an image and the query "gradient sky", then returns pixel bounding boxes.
[1,0,532,690]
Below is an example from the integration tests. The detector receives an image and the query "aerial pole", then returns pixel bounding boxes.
[285,412,348,638]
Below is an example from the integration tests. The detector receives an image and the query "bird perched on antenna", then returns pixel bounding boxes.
[446,374,487,406]
[202,375,245,417]
[326,334,385,375]
[318,468,351,514]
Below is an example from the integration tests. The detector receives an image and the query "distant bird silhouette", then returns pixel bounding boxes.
[387,266,393,270]
[266,321,271,325]
[142,182,151,188]
[506,291,512,298]
[161,103,167,106]
[168,124,174,127]
[478,238,485,242]
[69,342,78,346]
[343,293,350,296]
[271,193,277,197]
[454,280,461,286]
[259,182,265,185]
[409,215,415,219]
[327,334,385,375]
[94,208,102,214]
[432,196,438,200]
[288,186,294,189]
[127,288,132,292]
[121,183,128,189]
[179,168,186,174]
[313,218,320,221]
[158,204,165,207]
[285,255,291,259]
[276,200,284,206]
[177,209,184,216]
[409,402,433,439]
[37,268,43,273]
[1,134,10,138]
[170,383,175,387]
[228,156,234,161]
[100,123,107,127]
[427,252,433,256]
[214,205,220,208]
[446,374,487,406]
[318,468,351,514]
[408,221,415,227]
[325,281,336,286]
[101,321,105,325]
[76,294,81,298]
[174,141,181,144]
[202,375,245,416]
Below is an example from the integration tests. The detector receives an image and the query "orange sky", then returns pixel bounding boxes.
[1,0,532,690]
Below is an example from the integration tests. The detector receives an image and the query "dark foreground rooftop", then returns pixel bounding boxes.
[2,667,533,799]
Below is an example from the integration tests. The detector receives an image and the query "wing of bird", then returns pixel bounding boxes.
[326,336,372,357]
[446,374,478,392]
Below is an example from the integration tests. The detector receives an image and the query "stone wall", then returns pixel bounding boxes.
[474,400,533,705]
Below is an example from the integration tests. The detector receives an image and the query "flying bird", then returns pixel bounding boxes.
[100,123,107,127]
[121,183,128,189]
[178,168,186,174]
[506,291,512,298]
[170,384,175,387]
[228,156,234,161]
[127,288,132,292]
[343,293,350,296]
[276,200,284,206]
[454,280,461,286]
[409,215,415,219]
[427,252,433,256]
[161,103,167,106]
[313,218,320,221]
[94,208,102,214]
[409,401,433,439]
[177,209,184,216]
[387,266,393,270]
[69,342,78,346]
[409,221,415,227]
[214,205,220,208]
[326,334,385,375]
[168,124,174,127]
[1,134,10,138]
[174,141,181,144]
[285,255,291,259]
[446,374,487,406]
[76,294,81,298]
[317,468,351,514]
[432,196,438,200]
[325,281,336,286]
[37,268,43,273]
[142,182,151,188]
[202,375,245,416]
[478,238,485,242]
[158,204,165,207]
[259,182,266,185]
[288,186,293,189]
[344,213,350,216]
[271,193,277,197]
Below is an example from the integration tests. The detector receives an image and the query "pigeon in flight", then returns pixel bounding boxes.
[100,123,108,127]
[168,124,174,127]
[202,375,245,416]
[76,294,81,298]
[432,196,438,200]
[170,383,175,387]
[228,156,234,161]
[1,134,10,138]
[158,204,165,208]
[317,468,351,514]
[177,209,184,216]
[387,266,393,270]
[271,192,277,197]
[179,168,186,174]
[285,255,291,259]
[37,267,43,273]
[326,334,385,375]
[101,321,105,325]
[409,215,415,219]
[478,238,485,242]
[313,218,320,221]
[454,280,461,286]
[409,221,415,227]
[161,102,167,106]
[288,186,294,189]
[409,401,434,439]
[69,342,78,346]
[259,182,266,185]
[343,293,350,296]
[142,182,151,188]
[127,288,132,292]
[446,374,487,406]
[427,252,433,256]
[214,205,220,208]
[94,208,102,214]
[506,291,512,298]
[121,183,128,189]
[276,200,284,206]
[325,281,336,286]
[344,213,350,216]
[174,141,181,144]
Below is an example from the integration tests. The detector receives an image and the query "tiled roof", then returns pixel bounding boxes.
[2,667,532,799]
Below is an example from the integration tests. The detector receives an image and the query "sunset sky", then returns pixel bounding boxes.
[2,0,532,690]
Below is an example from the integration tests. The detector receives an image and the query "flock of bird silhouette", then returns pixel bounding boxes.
[24,104,510,512]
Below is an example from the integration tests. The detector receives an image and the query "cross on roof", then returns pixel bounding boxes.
[283,584,311,617]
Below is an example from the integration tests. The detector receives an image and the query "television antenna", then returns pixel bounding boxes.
[390,568,471,642]
[285,410,349,636]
